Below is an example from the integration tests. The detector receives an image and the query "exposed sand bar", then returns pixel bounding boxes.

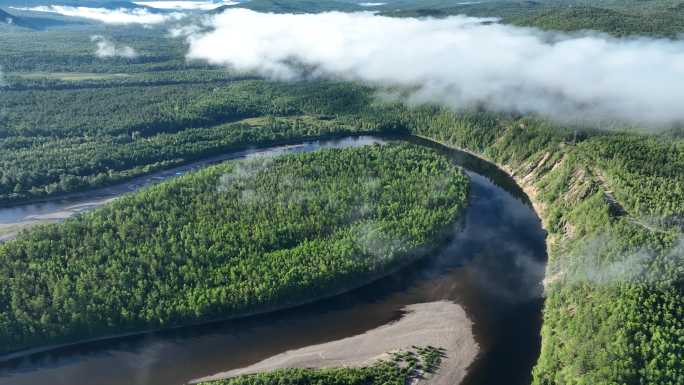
[192,301,479,385]
[0,198,116,243]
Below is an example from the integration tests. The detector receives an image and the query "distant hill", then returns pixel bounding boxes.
[381,1,684,38]
[0,8,39,29]
[0,8,18,24]
[0,0,155,9]
[379,0,544,19]
[99,1,151,9]
[211,0,363,14]
[510,5,684,37]
[0,7,89,30]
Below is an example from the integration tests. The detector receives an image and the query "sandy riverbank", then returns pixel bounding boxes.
[0,198,117,243]
[192,301,478,385]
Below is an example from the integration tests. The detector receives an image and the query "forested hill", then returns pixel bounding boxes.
[0,144,469,354]
[380,0,684,38]
[0,8,85,30]
[509,5,684,37]
[0,9,19,26]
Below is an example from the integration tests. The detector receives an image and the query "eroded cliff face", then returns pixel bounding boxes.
[414,120,683,385]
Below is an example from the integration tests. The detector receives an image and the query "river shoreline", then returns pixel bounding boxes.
[0,132,391,210]
[192,301,479,385]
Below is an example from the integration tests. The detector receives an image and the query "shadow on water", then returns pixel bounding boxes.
[0,135,547,385]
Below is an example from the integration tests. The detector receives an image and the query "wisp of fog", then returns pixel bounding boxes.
[184,9,684,127]
[91,35,138,58]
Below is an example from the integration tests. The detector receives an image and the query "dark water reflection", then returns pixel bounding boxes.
[0,135,547,385]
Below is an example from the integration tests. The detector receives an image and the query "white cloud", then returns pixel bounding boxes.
[185,9,684,127]
[359,2,386,6]
[91,35,138,58]
[134,1,239,11]
[169,23,204,38]
[11,5,185,24]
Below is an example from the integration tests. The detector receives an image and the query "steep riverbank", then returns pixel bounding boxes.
[412,119,684,384]
[414,134,552,263]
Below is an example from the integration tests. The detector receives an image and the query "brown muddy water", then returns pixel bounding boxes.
[0,135,547,385]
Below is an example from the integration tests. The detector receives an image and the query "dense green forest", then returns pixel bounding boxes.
[0,80,399,205]
[200,346,445,385]
[0,144,469,354]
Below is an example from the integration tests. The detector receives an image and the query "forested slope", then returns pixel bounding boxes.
[405,113,684,384]
[381,0,684,38]
[0,143,469,354]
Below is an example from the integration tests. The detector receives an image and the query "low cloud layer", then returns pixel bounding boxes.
[134,1,239,10]
[186,10,684,127]
[92,35,138,58]
[12,5,184,24]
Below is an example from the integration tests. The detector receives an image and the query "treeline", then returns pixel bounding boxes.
[2,70,259,91]
[0,144,469,354]
[200,346,445,385]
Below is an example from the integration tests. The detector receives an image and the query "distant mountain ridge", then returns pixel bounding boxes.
[211,0,364,14]
[0,8,17,23]
[0,7,89,29]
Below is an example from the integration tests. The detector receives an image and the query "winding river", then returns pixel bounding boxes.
[0,135,547,385]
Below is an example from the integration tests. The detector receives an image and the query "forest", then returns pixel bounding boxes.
[381,0,684,37]
[0,79,399,205]
[0,143,469,354]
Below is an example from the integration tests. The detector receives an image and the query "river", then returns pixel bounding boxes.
[0,135,547,385]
